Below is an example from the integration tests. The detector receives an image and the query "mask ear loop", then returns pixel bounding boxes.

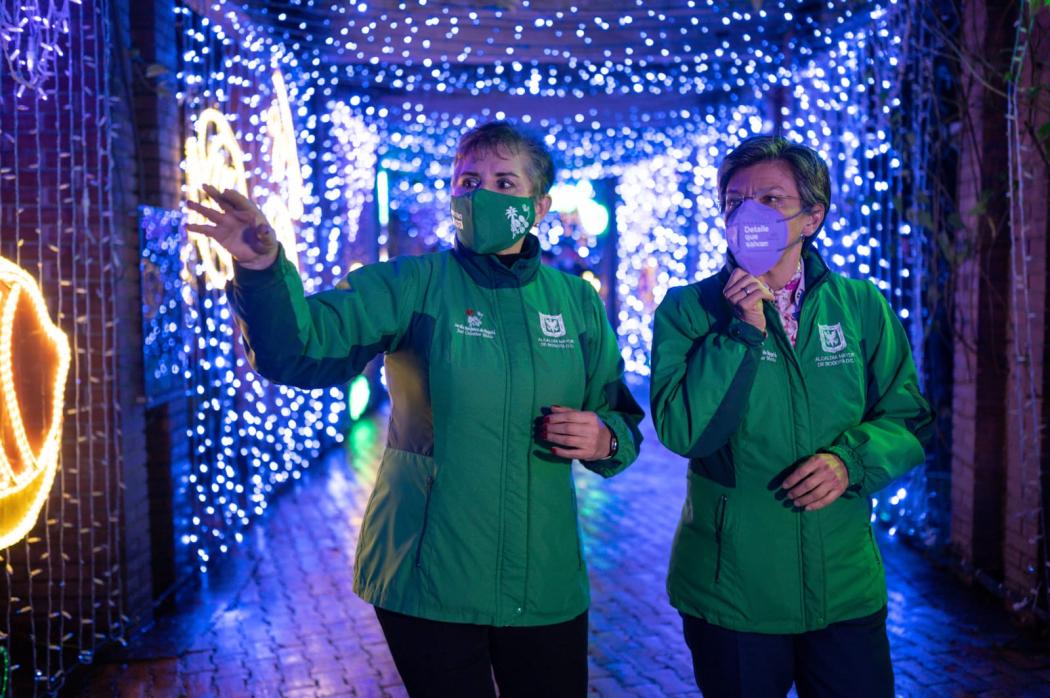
[773,205,814,253]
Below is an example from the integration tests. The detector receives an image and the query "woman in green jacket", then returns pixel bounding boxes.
[650,136,932,698]
[186,121,644,697]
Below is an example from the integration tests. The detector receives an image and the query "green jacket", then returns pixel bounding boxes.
[650,247,931,634]
[229,235,643,627]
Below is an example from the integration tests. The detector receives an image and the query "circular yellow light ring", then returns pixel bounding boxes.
[0,256,71,550]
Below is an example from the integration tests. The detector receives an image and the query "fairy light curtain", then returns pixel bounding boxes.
[173,1,353,575]
[0,0,126,694]
[0,0,964,692]
[323,2,943,543]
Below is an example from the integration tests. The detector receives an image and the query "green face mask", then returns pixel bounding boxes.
[450,188,536,254]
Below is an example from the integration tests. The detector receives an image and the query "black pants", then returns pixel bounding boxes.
[374,607,588,698]
[682,607,893,698]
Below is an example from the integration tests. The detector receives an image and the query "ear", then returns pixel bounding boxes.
[803,203,826,235]
[534,194,552,222]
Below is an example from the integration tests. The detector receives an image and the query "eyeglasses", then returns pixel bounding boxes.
[724,193,802,214]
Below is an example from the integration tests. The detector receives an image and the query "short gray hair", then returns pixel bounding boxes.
[717,136,831,235]
[455,120,556,199]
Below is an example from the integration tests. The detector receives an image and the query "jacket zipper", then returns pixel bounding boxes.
[415,475,435,567]
[571,486,583,570]
[714,494,728,583]
[868,527,881,567]
[492,285,512,618]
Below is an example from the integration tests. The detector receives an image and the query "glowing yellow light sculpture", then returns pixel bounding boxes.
[184,108,250,286]
[265,68,305,220]
[0,256,71,550]
[184,68,304,287]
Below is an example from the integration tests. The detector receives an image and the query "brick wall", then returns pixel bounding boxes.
[951,0,1013,579]
[952,0,1050,614]
[1002,5,1049,602]
[127,0,189,606]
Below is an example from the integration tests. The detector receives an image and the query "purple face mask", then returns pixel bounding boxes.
[725,199,794,276]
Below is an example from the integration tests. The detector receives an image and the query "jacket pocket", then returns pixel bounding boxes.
[714,494,728,583]
[570,485,583,570]
[414,474,435,567]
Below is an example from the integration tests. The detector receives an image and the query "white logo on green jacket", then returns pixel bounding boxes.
[818,323,847,353]
[537,312,575,350]
[539,312,566,338]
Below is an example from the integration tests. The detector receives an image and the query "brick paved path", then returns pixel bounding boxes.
[74,392,1050,697]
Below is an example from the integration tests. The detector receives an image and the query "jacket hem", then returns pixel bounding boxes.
[358,585,589,628]
[669,594,887,635]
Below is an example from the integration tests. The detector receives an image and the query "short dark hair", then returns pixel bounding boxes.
[717,135,831,235]
[454,120,556,198]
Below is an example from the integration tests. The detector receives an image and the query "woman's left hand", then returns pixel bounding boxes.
[539,406,614,461]
[782,453,849,511]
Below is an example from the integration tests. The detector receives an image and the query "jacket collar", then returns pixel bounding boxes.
[452,234,541,289]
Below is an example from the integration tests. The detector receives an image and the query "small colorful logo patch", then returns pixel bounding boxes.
[455,308,496,339]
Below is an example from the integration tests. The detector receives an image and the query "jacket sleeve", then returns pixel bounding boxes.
[578,284,644,478]
[649,283,765,459]
[228,245,422,389]
[822,285,933,498]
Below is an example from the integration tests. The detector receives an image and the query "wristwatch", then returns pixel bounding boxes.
[606,432,619,460]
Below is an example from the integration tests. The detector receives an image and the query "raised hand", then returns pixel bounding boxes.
[185,184,279,270]
[723,267,774,332]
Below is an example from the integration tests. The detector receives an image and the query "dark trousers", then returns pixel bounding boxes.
[682,607,893,698]
[375,607,588,698]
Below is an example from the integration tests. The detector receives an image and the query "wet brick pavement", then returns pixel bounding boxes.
[72,387,1050,697]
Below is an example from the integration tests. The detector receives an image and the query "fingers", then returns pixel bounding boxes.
[213,186,257,212]
[804,489,844,511]
[724,270,768,296]
[202,184,245,211]
[723,274,749,297]
[727,268,749,286]
[725,279,772,305]
[543,432,591,449]
[723,273,773,318]
[539,408,607,460]
[544,409,594,425]
[784,454,848,509]
[782,458,820,490]
[786,472,826,502]
[792,481,836,508]
[185,222,219,237]
[539,416,595,446]
[185,200,226,224]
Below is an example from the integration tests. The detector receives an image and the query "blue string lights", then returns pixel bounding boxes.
[168,0,943,577]
[174,2,353,573]
[0,0,958,693]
